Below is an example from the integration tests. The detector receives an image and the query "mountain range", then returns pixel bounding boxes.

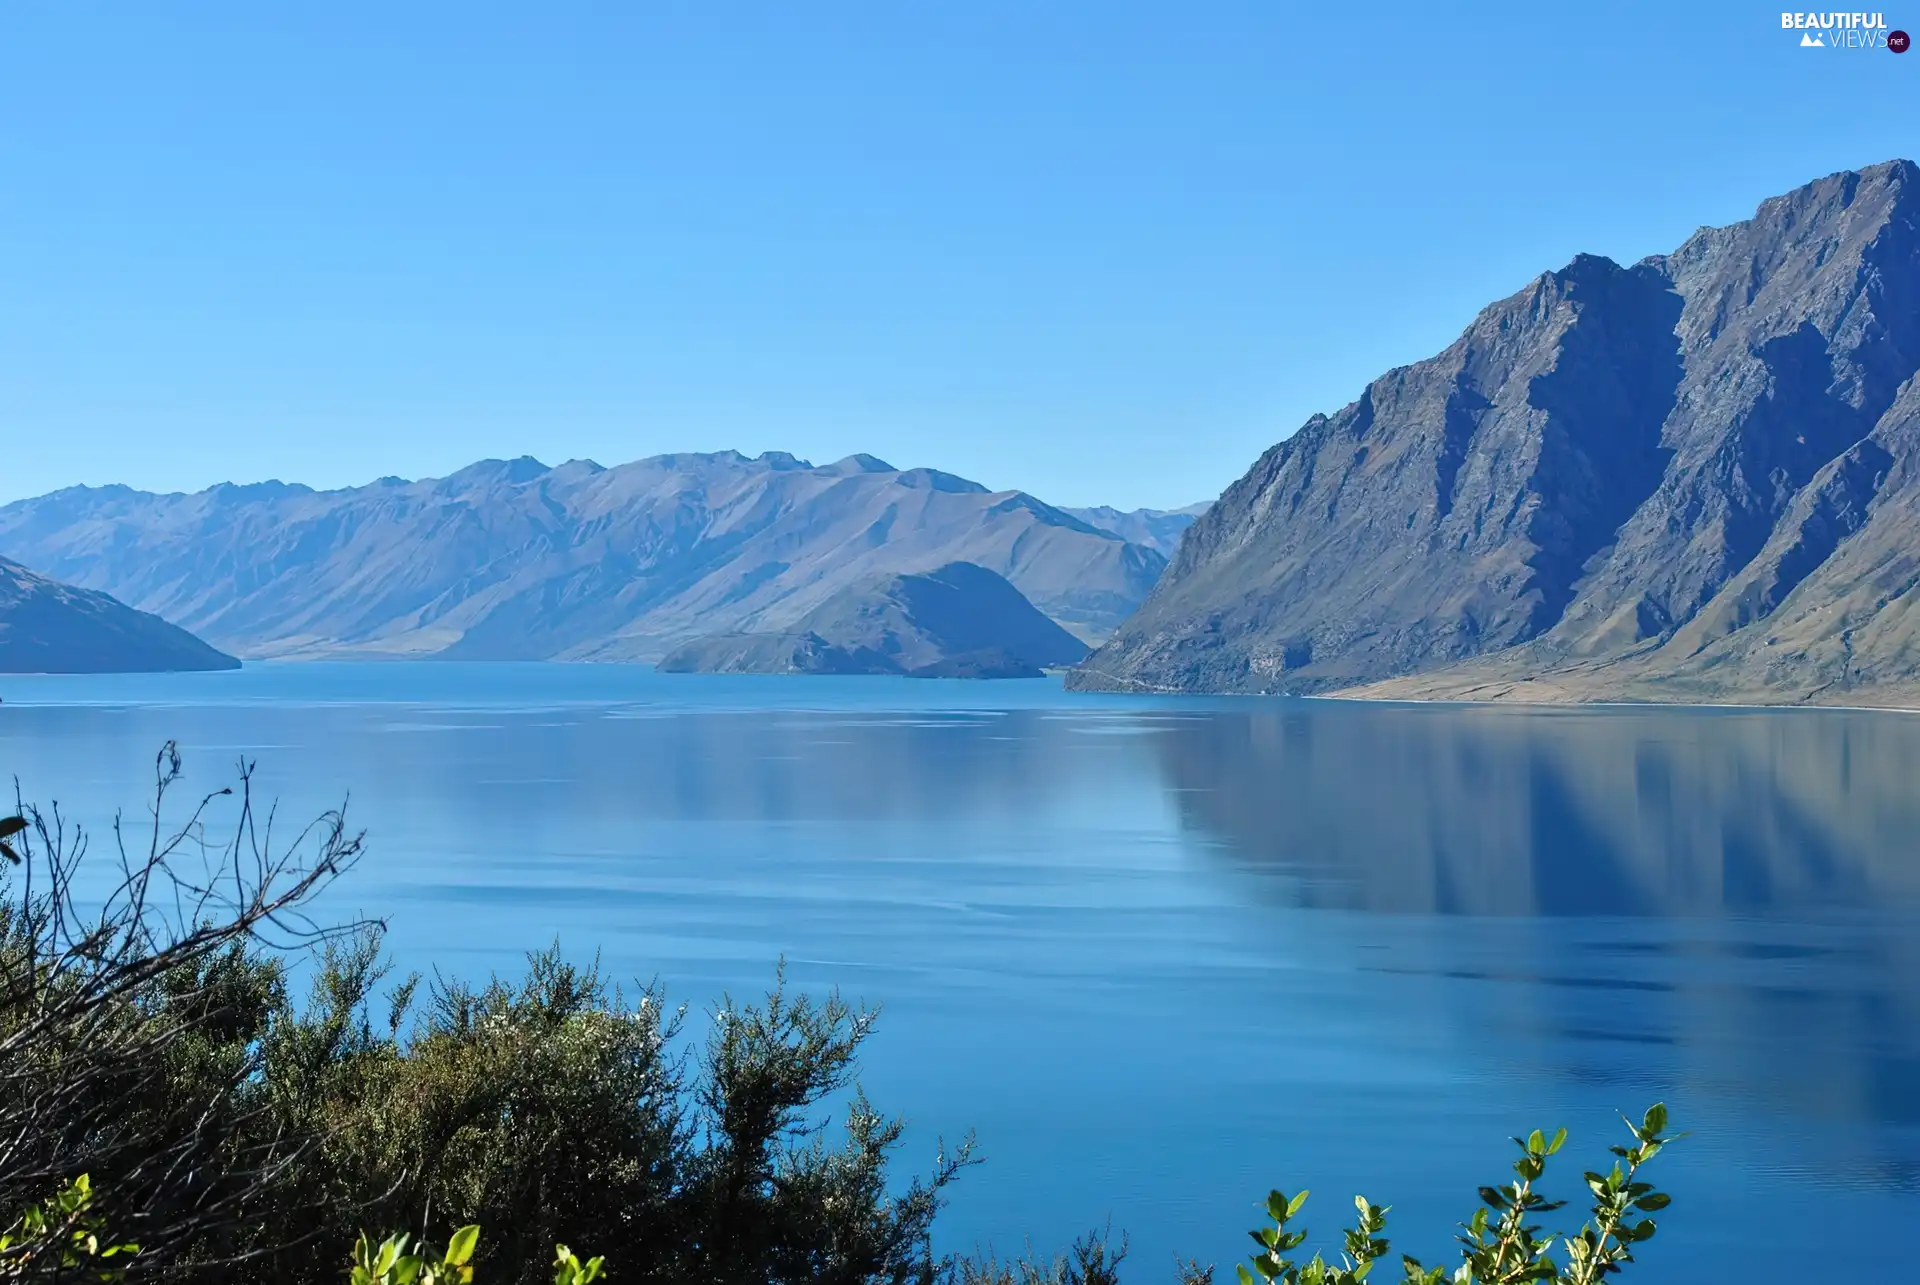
[12,161,1920,705]
[1076,159,1920,707]
[0,555,238,673]
[0,452,1183,663]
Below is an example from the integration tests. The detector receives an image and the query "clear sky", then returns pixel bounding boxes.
[3,2,1916,510]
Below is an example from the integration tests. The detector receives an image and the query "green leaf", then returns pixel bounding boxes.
[1643,1103,1668,1136]
[1546,1127,1568,1156]
[1287,1190,1311,1218]
[374,1236,404,1278]
[1634,1192,1671,1211]
[445,1225,481,1267]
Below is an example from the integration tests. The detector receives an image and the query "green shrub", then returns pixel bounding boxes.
[250,934,971,1285]
[1,745,361,1276]
[3,748,971,1283]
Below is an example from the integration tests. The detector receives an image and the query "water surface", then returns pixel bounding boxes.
[2,664,1916,1279]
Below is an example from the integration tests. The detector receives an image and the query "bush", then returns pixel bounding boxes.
[2,747,969,1284]
[1,744,360,1276]
[252,935,971,1285]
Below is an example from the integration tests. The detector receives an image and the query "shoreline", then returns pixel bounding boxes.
[1066,668,1920,715]
[1310,689,1920,716]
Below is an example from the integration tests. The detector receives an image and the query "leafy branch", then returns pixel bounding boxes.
[1237,1107,1679,1285]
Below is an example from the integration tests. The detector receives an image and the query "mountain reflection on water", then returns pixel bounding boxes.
[1150,701,1920,1177]
[1149,702,1920,917]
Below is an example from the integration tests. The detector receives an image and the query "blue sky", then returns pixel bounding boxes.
[3,2,1917,509]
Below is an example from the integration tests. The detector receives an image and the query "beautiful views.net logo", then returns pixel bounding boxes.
[1781,12,1910,50]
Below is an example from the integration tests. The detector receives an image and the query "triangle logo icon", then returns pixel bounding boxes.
[1800,31,1825,45]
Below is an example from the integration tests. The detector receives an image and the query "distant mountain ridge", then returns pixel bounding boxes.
[1060,503,1211,558]
[0,451,1168,662]
[1075,159,1920,706]
[0,555,238,673]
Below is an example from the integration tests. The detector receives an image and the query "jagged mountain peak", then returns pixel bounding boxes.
[207,479,314,500]
[819,453,896,475]
[891,467,989,494]
[441,456,552,486]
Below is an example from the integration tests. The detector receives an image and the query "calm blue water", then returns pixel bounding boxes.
[3,663,1917,1279]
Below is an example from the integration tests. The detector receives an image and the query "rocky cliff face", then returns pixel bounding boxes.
[0,453,1164,662]
[1074,160,1920,704]
[0,556,239,673]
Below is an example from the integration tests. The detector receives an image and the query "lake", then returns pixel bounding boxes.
[2,663,1917,1279]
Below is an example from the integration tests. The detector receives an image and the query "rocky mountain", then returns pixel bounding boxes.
[657,561,1089,677]
[0,556,239,673]
[1060,503,1211,558]
[0,452,1164,662]
[1074,160,1920,706]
